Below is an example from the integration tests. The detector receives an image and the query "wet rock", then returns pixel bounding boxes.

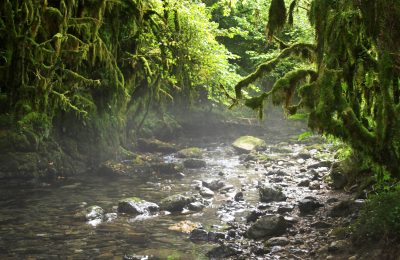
[202,180,225,191]
[159,194,194,212]
[259,184,287,203]
[176,147,203,158]
[234,192,244,202]
[265,237,290,246]
[183,159,206,169]
[246,215,288,239]
[200,187,215,198]
[188,201,205,211]
[232,136,266,154]
[189,228,209,241]
[85,205,104,221]
[137,138,177,153]
[277,204,294,214]
[330,161,348,189]
[246,210,264,222]
[207,243,243,259]
[151,162,183,175]
[118,197,159,215]
[298,197,323,215]
[328,199,364,218]
[104,213,117,222]
[266,169,288,176]
[208,231,225,242]
[298,179,310,187]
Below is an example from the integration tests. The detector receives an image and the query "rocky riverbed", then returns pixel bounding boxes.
[0,123,372,259]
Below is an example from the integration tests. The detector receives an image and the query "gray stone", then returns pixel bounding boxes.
[202,180,225,191]
[200,187,215,197]
[234,192,244,202]
[247,215,288,239]
[118,198,159,215]
[208,231,225,242]
[298,179,310,187]
[328,199,364,218]
[307,160,332,169]
[328,240,350,253]
[298,197,323,215]
[266,237,290,246]
[259,185,287,203]
[232,136,266,154]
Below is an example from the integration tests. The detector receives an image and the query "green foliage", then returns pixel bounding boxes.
[352,187,400,244]
[233,0,400,178]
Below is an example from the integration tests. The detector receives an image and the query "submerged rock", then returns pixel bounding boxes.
[246,215,288,239]
[168,220,201,234]
[176,147,203,158]
[232,136,266,154]
[159,194,194,212]
[189,228,209,241]
[259,184,287,203]
[183,159,206,169]
[188,201,206,211]
[118,197,159,215]
[137,138,177,154]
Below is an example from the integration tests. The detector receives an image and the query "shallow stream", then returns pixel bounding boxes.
[0,123,338,259]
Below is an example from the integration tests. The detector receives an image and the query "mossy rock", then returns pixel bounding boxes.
[232,136,266,154]
[118,197,159,215]
[159,194,195,212]
[176,147,203,158]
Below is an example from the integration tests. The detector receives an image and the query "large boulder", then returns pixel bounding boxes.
[176,147,203,158]
[159,194,195,212]
[259,184,287,203]
[118,197,159,215]
[137,138,177,153]
[232,136,266,154]
[246,215,288,239]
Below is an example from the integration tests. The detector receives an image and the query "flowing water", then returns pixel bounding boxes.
[0,122,334,259]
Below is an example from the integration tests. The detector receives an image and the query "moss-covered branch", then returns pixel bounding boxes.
[234,43,316,99]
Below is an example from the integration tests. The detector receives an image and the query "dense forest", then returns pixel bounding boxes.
[1,0,400,259]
